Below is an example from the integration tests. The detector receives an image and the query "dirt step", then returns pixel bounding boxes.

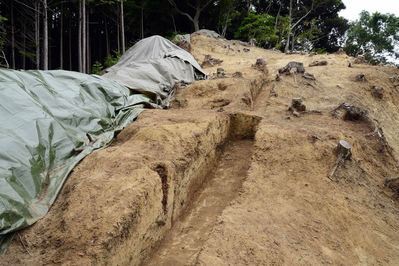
[144,140,254,266]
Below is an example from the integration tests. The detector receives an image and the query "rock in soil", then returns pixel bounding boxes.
[385,177,399,196]
[309,60,328,67]
[252,58,268,73]
[289,98,306,113]
[201,54,223,68]
[355,73,366,82]
[371,86,384,99]
[232,72,243,78]
[217,68,226,78]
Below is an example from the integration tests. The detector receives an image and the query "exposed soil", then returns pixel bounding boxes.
[2,34,399,266]
[145,140,254,266]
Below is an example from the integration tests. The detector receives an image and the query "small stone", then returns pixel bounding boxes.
[309,60,328,67]
[232,71,243,78]
[371,86,384,99]
[216,68,226,78]
[252,58,268,73]
[355,73,366,82]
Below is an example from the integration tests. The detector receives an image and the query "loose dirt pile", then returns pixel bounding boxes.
[2,35,399,265]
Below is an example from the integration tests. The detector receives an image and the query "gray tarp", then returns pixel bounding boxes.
[104,35,205,107]
[0,35,204,250]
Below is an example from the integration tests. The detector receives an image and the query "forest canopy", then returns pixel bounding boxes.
[0,0,398,72]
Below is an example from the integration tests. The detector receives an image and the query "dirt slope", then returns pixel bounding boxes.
[2,34,399,265]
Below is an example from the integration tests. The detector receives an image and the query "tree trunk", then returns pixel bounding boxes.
[274,2,282,31]
[105,17,110,56]
[23,21,26,69]
[285,0,293,53]
[35,0,40,69]
[82,0,86,73]
[171,15,177,33]
[141,7,144,39]
[222,12,230,37]
[69,14,72,70]
[121,0,126,53]
[291,32,295,51]
[193,8,200,32]
[43,0,49,70]
[117,19,120,53]
[87,8,90,73]
[78,0,82,72]
[11,1,15,69]
[60,3,64,69]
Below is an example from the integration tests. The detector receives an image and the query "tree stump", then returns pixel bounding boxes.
[290,98,306,112]
[279,62,305,75]
[329,140,352,180]
[337,140,352,160]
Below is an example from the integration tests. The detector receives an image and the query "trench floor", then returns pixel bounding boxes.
[146,139,254,266]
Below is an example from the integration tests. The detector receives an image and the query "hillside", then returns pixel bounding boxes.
[2,34,399,265]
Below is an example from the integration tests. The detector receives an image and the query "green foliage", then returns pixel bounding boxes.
[235,12,288,48]
[91,61,104,75]
[104,51,121,68]
[345,11,399,64]
[91,51,121,75]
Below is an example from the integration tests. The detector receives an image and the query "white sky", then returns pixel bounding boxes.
[339,0,399,21]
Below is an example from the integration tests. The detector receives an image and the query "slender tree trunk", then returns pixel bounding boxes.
[275,2,282,31]
[78,0,82,72]
[171,15,177,33]
[43,0,49,70]
[193,8,200,32]
[23,21,26,69]
[117,19,120,53]
[60,3,64,69]
[291,33,295,51]
[82,0,86,73]
[121,0,126,53]
[35,0,41,69]
[11,1,15,69]
[105,17,110,56]
[285,0,293,53]
[141,7,144,39]
[222,12,230,37]
[86,8,90,73]
[69,16,72,70]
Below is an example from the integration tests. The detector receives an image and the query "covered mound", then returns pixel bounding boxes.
[0,35,204,250]
[104,35,205,107]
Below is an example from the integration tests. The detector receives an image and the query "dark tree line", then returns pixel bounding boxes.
[1,0,394,72]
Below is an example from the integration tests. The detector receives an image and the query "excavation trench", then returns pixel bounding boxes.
[143,113,260,265]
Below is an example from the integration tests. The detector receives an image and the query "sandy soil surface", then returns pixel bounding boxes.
[2,34,399,265]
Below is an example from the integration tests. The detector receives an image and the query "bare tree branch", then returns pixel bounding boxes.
[291,0,314,30]
[200,0,215,11]
[167,0,194,22]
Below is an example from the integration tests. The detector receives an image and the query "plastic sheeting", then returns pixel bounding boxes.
[0,35,204,250]
[104,35,205,107]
